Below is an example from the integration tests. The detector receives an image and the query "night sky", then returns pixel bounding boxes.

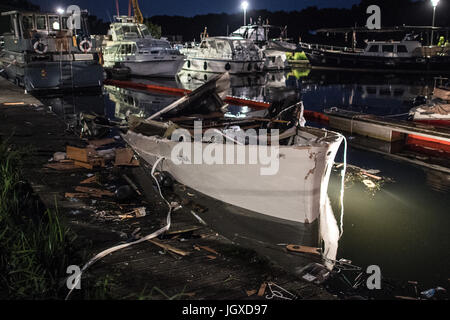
[30,0,361,21]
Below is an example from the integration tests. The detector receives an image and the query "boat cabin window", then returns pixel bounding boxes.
[139,25,151,37]
[397,45,408,53]
[49,16,60,31]
[22,15,34,31]
[36,15,47,30]
[121,25,139,38]
[119,44,137,55]
[367,45,379,53]
[61,17,68,30]
[382,45,394,53]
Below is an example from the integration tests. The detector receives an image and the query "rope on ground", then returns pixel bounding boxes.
[65,156,171,300]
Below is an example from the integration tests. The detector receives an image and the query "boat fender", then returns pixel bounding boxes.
[79,39,92,53]
[203,61,208,70]
[225,62,231,71]
[187,60,191,68]
[247,63,252,71]
[33,41,48,55]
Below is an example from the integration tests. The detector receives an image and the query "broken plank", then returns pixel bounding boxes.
[88,138,115,147]
[148,239,190,257]
[194,245,219,256]
[75,186,115,197]
[257,282,267,296]
[66,145,96,163]
[286,244,321,255]
[114,148,140,167]
[44,162,79,171]
[80,176,98,184]
[74,160,93,170]
[65,193,90,199]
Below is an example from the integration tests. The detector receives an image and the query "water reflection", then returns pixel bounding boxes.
[301,69,435,116]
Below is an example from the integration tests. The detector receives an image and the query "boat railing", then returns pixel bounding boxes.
[299,42,364,53]
[183,48,233,60]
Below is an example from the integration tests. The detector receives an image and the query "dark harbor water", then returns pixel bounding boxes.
[38,68,450,288]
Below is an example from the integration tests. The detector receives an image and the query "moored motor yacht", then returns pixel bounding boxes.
[182,37,264,74]
[102,16,185,78]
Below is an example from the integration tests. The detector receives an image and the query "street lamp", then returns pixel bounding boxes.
[430,0,439,46]
[241,1,249,26]
[56,8,65,14]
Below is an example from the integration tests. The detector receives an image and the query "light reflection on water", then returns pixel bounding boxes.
[39,68,449,286]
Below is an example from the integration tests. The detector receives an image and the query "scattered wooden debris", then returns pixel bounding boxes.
[3,102,25,106]
[286,244,321,255]
[194,245,219,256]
[75,186,115,198]
[65,193,90,199]
[148,239,190,257]
[67,145,106,169]
[115,148,140,167]
[44,162,79,171]
[206,255,217,260]
[88,138,115,148]
[257,282,267,296]
[361,171,382,181]
[166,227,202,236]
[80,176,98,184]
[246,290,257,297]
[122,174,142,196]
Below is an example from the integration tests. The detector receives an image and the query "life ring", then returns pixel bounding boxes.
[33,41,48,54]
[79,39,92,53]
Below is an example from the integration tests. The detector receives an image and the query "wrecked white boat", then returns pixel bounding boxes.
[122,74,343,269]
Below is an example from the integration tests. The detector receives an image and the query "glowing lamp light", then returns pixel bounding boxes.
[52,21,60,30]
[431,0,439,7]
[241,1,249,10]
[56,8,65,14]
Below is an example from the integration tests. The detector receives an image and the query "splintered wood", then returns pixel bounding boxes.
[74,186,115,198]
[286,244,321,255]
[66,146,105,169]
[114,148,140,167]
[148,239,190,256]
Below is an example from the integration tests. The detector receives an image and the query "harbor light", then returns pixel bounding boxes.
[241,1,249,26]
[430,0,439,45]
[56,7,65,14]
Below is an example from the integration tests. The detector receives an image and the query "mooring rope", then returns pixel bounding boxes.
[65,156,172,300]
[338,135,347,240]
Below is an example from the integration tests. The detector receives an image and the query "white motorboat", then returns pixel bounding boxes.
[182,37,265,74]
[102,16,185,78]
[230,23,297,71]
